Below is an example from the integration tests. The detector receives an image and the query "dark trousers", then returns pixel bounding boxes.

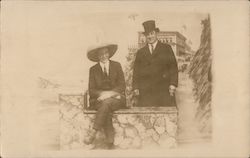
[92,97,125,143]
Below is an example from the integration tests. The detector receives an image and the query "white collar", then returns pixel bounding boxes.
[148,40,158,49]
[99,60,110,72]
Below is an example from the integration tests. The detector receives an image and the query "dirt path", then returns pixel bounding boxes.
[176,72,210,144]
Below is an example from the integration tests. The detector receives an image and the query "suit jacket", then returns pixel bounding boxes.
[89,60,126,107]
[132,41,178,107]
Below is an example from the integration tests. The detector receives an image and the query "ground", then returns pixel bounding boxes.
[176,72,211,144]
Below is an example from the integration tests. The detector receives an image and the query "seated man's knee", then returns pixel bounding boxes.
[97,99,114,110]
[97,98,121,112]
[101,98,116,106]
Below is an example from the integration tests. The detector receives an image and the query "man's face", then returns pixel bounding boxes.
[98,48,110,63]
[145,30,158,44]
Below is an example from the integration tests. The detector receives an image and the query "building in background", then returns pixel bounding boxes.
[138,31,194,71]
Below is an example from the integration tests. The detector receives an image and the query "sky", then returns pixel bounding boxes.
[2,2,208,92]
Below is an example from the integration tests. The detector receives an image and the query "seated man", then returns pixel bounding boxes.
[84,44,126,149]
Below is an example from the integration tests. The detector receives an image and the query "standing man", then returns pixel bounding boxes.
[133,20,178,107]
[84,44,126,149]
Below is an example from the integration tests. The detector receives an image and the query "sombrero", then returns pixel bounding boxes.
[87,44,118,62]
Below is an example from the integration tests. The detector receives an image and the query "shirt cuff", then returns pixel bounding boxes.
[169,85,176,90]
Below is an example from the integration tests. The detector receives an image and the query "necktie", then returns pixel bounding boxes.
[103,65,108,77]
[150,44,154,54]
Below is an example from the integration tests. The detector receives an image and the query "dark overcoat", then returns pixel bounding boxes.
[88,60,126,108]
[132,41,178,107]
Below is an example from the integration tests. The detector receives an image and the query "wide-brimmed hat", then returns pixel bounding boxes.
[142,20,160,35]
[87,44,118,62]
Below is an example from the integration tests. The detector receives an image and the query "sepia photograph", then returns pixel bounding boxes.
[0,1,249,157]
[36,7,211,151]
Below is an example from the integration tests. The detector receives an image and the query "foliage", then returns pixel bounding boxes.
[124,45,138,108]
[188,16,212,134]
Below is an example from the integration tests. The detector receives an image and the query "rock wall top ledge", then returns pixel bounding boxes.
[84,107,178,114]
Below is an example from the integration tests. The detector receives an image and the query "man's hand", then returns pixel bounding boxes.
[169,85,176,96]
[134,89,140,96]
[97,91,119,101]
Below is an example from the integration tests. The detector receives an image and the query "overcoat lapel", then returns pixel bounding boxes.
[97,63,104,77]
[109,61,114,79]
[151,41,161,57]
[144,46,153,62]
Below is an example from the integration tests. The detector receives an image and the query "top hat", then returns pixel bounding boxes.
[142,20,160,35]
[87,44,118,62]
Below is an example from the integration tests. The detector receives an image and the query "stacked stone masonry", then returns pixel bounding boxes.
[59,94,178,150]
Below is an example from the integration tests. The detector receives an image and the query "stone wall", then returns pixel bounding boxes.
[59,94,178,150]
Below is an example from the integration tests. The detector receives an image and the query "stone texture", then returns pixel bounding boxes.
[59,94,178,150]
[158,132,177,149]
[154,117,166,135]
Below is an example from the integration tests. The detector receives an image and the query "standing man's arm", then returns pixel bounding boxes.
[167,45,178,95]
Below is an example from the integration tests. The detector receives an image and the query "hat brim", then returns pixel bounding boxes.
[87,44,118,62]
[143,28,160,35]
